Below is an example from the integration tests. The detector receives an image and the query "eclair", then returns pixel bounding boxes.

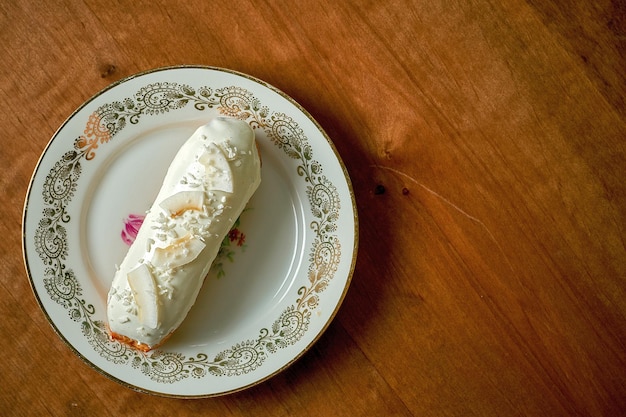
[106,117,261,351]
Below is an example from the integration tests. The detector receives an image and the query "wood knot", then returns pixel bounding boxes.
[374,184,386,195]
[99,63,117,78]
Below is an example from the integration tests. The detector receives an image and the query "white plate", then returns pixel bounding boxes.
[22,66,358,397]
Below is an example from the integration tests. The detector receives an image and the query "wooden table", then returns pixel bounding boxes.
[2,0,625,415]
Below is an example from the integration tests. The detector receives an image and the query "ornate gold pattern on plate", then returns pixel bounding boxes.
[33,81,342,383]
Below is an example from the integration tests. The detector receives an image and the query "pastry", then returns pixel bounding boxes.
[106,117,261,351]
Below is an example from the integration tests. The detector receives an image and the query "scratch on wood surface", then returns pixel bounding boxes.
[372,164,515,273]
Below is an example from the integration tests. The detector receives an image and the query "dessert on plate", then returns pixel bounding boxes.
[106,117,261,351]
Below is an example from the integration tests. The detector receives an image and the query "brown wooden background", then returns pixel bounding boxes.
[2,0,625,415]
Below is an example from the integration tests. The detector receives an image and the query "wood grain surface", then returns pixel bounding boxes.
[2,0,625,415]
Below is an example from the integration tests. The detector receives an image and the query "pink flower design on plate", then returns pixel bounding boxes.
[121,214,145,246]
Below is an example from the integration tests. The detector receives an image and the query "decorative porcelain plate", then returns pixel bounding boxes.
[22,66,358,397]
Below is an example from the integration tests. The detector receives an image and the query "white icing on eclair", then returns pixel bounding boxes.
[106,117,261,350]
